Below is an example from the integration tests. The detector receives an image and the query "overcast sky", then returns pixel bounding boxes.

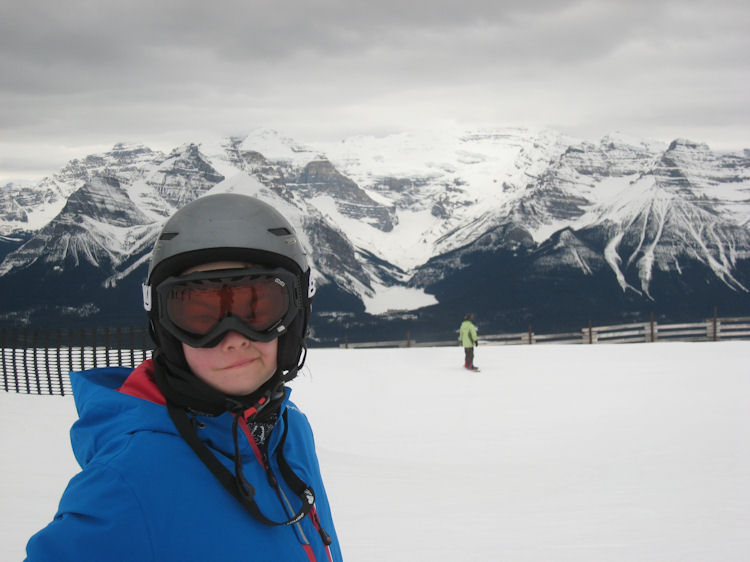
[1,0,748,183]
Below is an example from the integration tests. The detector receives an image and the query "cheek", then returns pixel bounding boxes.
[182,343,214,375]
[257,339,279,366]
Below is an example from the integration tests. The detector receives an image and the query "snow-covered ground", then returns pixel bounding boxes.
[2,342,749,561]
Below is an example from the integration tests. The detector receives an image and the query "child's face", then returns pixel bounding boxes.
[180,261,279,396]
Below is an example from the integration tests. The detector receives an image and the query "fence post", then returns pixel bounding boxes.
[67,328,74,373]
[11,328,19,393]
[650,313,655,342]
[142,326,149,362]
[102,327,109,368]
[588,320,593,344]
[32,329,41,394]
[116,326,123,366]
[22,327,31,393]
[528,325,533,344]
[80,329,86,371]
[56,328,65,396]
[94,328,100,369]
[42,329,53,395]
[406,331,412,347]
[129,326,136,367]
[1,327,6,392]
[713,307,719,342]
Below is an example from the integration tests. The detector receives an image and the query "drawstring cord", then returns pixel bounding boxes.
[166,399,315,528]
[233,411,332,548]
[231,414,255,500]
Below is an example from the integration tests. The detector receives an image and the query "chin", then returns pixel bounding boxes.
[230,375,275,396]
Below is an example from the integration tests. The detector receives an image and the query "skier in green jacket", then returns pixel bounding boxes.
[459,313,479,371]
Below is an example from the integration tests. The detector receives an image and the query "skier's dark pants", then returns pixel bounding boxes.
[464,347,474,367]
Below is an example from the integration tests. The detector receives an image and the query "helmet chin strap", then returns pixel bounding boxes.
[222,379,286,420]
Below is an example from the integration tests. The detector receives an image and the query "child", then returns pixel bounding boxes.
[26,194,342,561]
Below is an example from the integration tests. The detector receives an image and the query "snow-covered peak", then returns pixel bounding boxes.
[238,128,323,165]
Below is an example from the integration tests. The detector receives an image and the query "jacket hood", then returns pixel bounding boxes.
[68,365,291,469]
[69,367,174,468]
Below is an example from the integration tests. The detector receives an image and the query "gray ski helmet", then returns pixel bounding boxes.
[144,193,314,376]
[147,193,309,285]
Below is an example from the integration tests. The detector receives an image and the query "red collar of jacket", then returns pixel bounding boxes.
[116,359,278,421]
[117,359,167,405]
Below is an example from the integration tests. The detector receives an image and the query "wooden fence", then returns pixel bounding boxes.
[3,317,749,395]
[340,316,750,348]
[1,326,152,396]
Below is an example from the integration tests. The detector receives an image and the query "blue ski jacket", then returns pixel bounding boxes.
[25,361,342,562]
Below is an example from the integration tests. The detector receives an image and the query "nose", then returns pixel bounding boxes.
[219,330,252,351]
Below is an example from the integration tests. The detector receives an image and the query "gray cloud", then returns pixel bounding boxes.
[1,0,748,182]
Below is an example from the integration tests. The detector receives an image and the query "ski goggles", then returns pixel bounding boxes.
[152,267,302,347]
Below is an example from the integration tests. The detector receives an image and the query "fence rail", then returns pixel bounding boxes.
[340,316,750,348]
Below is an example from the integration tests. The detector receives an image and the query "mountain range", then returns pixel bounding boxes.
[1,128,749,344]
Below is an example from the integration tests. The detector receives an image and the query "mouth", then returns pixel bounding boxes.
[222,357,258,370]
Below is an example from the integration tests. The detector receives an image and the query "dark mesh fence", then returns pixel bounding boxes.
[1,326,153,396]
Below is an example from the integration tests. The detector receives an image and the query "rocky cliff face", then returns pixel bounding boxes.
[0,176,155,277]
[145,144,225,209]
[293,160,396,232]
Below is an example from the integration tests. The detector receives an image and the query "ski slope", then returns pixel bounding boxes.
[2,342,749,561]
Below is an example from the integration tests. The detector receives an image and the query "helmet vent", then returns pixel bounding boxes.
[160,232,179,240]
[268,227,292,236]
